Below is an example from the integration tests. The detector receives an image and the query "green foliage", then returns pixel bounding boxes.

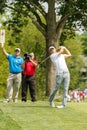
[0,0,87,95]
[0,20,46,99]
[64,35,85,90]
[19,20,46,98]
[1,0,87,36]
[0,22,86,98]
[60,29,75,45]
[81,32,87,56]
[0,0,6,14]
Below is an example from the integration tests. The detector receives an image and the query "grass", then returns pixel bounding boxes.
[0,99,87,130]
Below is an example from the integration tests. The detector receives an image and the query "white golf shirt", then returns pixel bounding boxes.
[50,53,69,75]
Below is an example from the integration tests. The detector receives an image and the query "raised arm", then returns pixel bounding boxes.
[1,46,9,57]
[58,46,71,57]
[29,53,38,67]
[63,47,72,57]
[58,46,64,55]
[30,59,38,67]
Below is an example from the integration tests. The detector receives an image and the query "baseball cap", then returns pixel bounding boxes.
[49,46,55,51]
[15,48,21,52]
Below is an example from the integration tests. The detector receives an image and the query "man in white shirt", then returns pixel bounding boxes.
[48,46,71,108]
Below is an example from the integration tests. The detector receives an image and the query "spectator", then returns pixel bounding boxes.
[73,90,80,102]
[1,46,23,103]
[21,52,38,102]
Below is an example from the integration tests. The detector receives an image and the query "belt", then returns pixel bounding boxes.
[57,72,69,75]
[11,72,21,74]
[22,74,34,77]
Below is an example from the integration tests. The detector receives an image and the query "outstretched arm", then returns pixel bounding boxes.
[1,46,9,57]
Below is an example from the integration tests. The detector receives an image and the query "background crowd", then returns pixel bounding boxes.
[68,88,87,102]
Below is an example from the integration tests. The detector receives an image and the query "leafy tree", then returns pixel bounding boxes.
[64,35,84,90]
[81,32,87,56]
[0,0,87,95]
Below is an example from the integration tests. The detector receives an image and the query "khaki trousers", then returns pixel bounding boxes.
[6,73,21,100]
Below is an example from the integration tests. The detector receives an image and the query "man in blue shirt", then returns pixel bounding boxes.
[1,46,23,103]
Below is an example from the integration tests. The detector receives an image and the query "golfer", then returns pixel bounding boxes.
[48,46,71,108]
[1,46,23,103]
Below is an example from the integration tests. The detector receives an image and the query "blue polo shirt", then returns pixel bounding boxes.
[7,54,24,73]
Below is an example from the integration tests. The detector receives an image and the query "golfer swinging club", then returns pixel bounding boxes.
[48,46,71,108]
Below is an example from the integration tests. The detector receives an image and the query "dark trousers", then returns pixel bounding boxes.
[21,74,36,102]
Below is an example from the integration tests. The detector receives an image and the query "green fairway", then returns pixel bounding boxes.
[0,100,87,130]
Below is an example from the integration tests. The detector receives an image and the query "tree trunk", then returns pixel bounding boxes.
[45,0,56,96]
[46,57,56,96]
[45,0,67,96]
[45,36,59,96]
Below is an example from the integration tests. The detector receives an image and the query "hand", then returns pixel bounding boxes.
[60,46,65,50]
[28,56,32,61]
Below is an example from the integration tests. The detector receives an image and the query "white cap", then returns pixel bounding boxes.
[15,48,21,52]
[49,46,55,51]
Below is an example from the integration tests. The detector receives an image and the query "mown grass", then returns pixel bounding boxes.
[0,100,87,130]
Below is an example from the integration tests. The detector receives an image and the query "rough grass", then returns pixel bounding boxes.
[0,99,87,130]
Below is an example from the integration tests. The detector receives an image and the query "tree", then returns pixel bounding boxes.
[0,0,87,95]
[81,32,87,56]
[64,34,84,90]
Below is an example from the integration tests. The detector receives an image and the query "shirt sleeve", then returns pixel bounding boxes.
[34,60,38,65]
[7,54,12,60]
[63,54,69,58]
[50,53,58,62]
